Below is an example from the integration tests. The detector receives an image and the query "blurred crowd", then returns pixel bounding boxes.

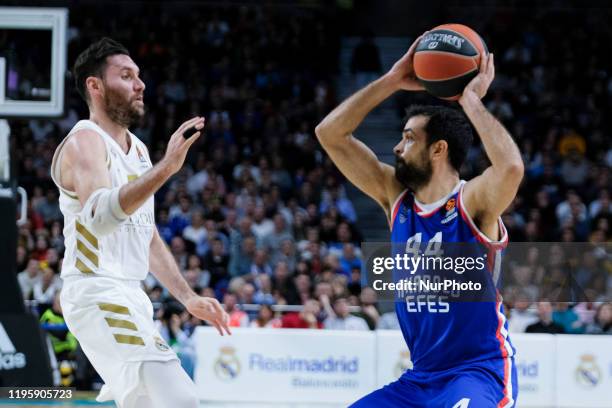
[5,0,612,387]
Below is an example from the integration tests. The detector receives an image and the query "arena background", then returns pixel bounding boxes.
[0,0,610,407]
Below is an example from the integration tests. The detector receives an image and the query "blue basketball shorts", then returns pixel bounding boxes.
[350,358,518,408]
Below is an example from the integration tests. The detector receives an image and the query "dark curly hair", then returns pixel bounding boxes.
[404,105,473,172]
[72,37,129,103]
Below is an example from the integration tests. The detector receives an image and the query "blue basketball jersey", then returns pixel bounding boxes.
[389,180,516,405]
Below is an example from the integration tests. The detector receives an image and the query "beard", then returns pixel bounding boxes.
[103,85,144,128]
[394,153,432,192]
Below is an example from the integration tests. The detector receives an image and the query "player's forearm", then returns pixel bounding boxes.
[315,75,397,143]
[118,159,174,215]
[459,93,523,176]
[149,233,196,305]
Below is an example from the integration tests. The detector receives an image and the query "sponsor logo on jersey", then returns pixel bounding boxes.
[0,323,26,370]
[441,199,458,224]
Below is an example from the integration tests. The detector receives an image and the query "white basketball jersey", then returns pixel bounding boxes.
[51,120,155,280]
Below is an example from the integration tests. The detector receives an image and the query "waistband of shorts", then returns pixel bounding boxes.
[61,274,143,288]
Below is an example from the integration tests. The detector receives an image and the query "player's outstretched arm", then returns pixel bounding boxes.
[117,116,204,215]
[67,116,204,221]
[459,54,524,237]
[149,229,231,336]
[315,35,425,220]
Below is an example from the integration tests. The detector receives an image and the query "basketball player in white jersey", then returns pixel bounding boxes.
[50,38,230,408]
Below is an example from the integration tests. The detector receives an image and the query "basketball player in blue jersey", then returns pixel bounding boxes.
[316,35,523,407]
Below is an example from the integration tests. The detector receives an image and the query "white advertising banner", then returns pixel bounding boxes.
[194,327,376,403]
[511,333,556,407]
[555,334,612,408]
[375,330,412,387]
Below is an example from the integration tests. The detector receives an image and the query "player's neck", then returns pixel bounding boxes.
[413,171,460,205]
[89,111,131,154]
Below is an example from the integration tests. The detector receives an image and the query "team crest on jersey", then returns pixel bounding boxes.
[441,198,458,224]
[135,146,147,163]
[154,336,170,352]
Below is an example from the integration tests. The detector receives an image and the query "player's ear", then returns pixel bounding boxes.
[430,140,448,160]
[85,76,102,99]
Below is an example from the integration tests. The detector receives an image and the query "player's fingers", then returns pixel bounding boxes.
[479,53,488,74]
[178,116,203,134]
[408,31,427,56]
[211,320,223,336]
[489,53,495,77]
[184,131,201,147]
[220,313,232,335]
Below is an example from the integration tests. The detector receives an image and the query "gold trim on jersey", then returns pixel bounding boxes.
[127,174,138,182]
[75,258,94,274]
[75,221,98,249]
[76,240,99,267]
[98,303,131,315]
[59,188,79,200]
[113,334,145,346]
[105,317,138,331]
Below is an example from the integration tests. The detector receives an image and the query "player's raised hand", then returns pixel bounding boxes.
[385,33,427,92]
[460,53,495,102]
[185,295,231,336]
[163,116,205,175]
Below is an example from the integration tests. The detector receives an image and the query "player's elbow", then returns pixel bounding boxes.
[315,122,330,142]
[504,161,524,184]
[315,122,348,148]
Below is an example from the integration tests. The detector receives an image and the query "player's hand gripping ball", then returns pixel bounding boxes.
[413,24,488,100]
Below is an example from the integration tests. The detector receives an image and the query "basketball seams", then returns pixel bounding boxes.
[414,51,478,81]
[418,68,477,82]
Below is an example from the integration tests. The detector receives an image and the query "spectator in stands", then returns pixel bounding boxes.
[184,254,210,289]
[230,235,257,277]
[377,311,401,330]
[33,264,61,305]
[17,259,41,300]
[34,189,62,224]
[40,292,78,361]
[223,293,249,327]
[170,236,189,271]
[203,238,229,291]
[355,288,380,330]
[339,243,362,278]
[250,304,282,328]
[319,184,357,223]
[553,302,585,334]
[507,294,538,333]
[250,249,272,276]
[585,303,612,334]
[261,214,294,263]
[281,299,323,329]
[294,273,312,304]
[182,211,206,247]
[253,273,276,305]
[271,261,299,304]
[526,302,565,334]
[322,295,369,331]
[158,305,196,378]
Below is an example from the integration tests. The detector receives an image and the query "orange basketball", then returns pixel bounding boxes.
[413,24,488,100]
